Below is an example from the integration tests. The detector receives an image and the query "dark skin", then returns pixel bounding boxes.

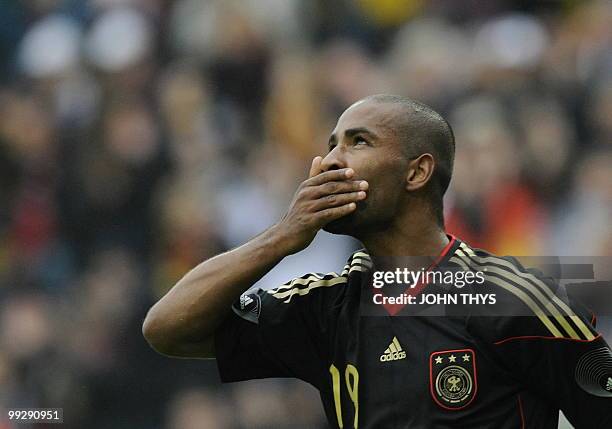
[321,99,449,261]
[142,98,448,358]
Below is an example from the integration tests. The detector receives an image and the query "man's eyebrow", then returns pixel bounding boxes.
[345,127,378,139]
[328,127,379,146]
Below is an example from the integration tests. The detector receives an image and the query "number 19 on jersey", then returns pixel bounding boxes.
[329,363,359,428]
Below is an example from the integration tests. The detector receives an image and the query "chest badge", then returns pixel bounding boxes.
[429,348,477,410]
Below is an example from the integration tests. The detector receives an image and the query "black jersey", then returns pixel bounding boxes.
[214,236,612,428]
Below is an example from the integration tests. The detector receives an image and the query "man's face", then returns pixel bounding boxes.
[322,100,409,236]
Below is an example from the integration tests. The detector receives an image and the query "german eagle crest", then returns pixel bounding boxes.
[430,348,477,410]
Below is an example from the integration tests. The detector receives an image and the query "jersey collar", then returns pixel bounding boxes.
[371,234,462,316]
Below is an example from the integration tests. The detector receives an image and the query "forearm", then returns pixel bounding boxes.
[142,225,289,356]
[143,164,365,358]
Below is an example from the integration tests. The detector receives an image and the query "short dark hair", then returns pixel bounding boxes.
[365,94,455,227]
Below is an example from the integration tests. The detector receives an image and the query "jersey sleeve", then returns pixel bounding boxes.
[214,268,349,388]
[467,260,612,428]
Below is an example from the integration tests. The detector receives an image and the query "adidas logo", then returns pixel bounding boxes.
[380,336,406,362]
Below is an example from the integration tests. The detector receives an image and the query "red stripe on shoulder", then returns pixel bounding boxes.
[493,334,602,346]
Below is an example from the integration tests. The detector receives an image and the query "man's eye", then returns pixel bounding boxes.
[355,137,368,145]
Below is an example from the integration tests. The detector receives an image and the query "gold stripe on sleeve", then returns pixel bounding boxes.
[270,276,348,303]
[451,254,564,338]
[458,243,594,340]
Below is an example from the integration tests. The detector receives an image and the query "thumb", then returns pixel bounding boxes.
[308,156,323,179]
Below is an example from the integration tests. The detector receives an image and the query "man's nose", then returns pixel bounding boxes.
[320,146,347,172]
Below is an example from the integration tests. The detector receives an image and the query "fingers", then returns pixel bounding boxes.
[311,191,367,211]
[308,156,323,179]
[302,171,369,198]
[302,161,368,215]
[309,179,368,200]
[305,168,354,186]
[308,179,368,198]
[315,203,357,225]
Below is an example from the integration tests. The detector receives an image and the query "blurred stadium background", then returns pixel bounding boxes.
[0,0,610,428]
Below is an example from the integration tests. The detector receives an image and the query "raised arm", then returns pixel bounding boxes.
[142,159,368,358]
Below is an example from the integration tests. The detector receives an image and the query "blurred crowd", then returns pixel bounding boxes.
[0,0,610,428]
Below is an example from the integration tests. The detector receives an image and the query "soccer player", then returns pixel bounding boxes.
[143,95,612,428]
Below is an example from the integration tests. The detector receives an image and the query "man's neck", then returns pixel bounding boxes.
[359,212,449,271]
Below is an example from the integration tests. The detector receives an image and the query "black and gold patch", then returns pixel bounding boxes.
[430,348,477,410]
[232,292,262,324]
[575,346,612,397]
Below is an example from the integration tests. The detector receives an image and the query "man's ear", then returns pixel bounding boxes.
[405,153,435,191]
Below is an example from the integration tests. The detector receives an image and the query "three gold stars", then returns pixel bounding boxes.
[433,353,471,364]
